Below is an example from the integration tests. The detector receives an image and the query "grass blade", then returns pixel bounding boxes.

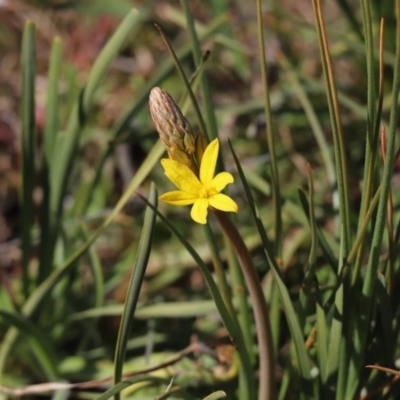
[43,37,62,161]
[40,9,143,282]
[180,0,219,141]
[255,0,282,252]
[20,20,36,298]
[346,1,400,396]
[0,310,58,380]
[352,17,385,286]
[113,184,157,397]
[39,36,62,291]
[310,0,351,249]
[279,55,336,189]
[154,23,208,141]
[326,228,345,387]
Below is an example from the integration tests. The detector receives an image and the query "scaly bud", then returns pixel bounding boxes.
[149,87,197,170]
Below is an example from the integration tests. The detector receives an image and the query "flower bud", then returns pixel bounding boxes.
[149,87,197,165]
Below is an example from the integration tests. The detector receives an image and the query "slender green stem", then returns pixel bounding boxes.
[305,165,318,282]
[226,239,254,399]
[311,0,351,250]
[20,21,36,297]
[213,210,275,400]
[363,2,400,326]
[256,0,282,253]
[204,224,234,315]
[278,54,336,189]
[39,37,62,288]
[226,240,254,364]
[180,0,220,142]
[155,24,208,142]
[346,1,400,397]
[348,186,381,265]
[113,186,157,400]
[352,13,384,286]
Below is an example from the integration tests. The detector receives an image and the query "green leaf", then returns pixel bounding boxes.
[20,20,36,298]
[0,310,58,380]
[40,8,144,282]
[113,185,157,395]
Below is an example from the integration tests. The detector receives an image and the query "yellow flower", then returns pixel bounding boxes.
[159,139,238,224]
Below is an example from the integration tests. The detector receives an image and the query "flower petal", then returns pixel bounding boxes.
[211,171,234,192]
[161,158,202,193]
[209,193,238,213]
[200,138,219,185]
[190,198,209,224]
[159,191,197,206]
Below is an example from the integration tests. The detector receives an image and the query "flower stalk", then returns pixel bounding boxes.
[213,210,275,400]
[150,87,275,399]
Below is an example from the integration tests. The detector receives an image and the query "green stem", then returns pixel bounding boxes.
[213,210,275,400]
[20,21,36,297]
[311,0,351,250]
[346,1,400,397]
[180,0,220,142]
[256,0,282,253]
[226,240,254,363]
[204,224,234,315]
[352,11,384,286]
